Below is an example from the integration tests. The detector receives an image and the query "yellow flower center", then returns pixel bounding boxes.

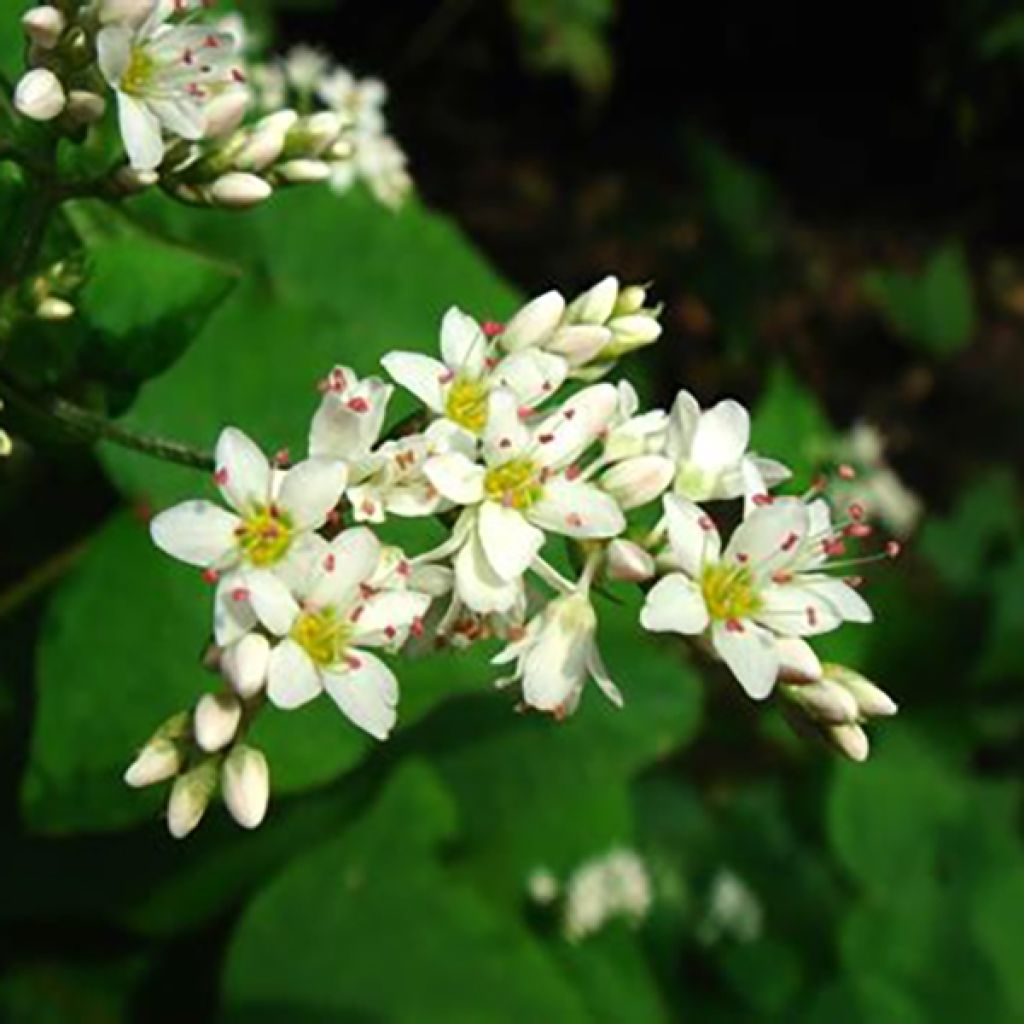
[445,376,490,434]
[122,47,156,95]
[236,506,293,567]
[291,608,353,668]
[700,562,762,623]
[484,457,543,510]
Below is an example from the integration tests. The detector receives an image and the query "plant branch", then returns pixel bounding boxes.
[0,376,214,470]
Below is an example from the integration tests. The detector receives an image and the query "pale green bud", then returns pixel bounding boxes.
[167,759,218,839]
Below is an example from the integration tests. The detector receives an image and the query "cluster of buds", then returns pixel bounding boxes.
[780,662,898,762]
[124,639,271,837]
[20,255,85,322]
[246,44,412,209]
[133,273,903,837]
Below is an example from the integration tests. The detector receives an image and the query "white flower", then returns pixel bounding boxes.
[243,527,431,740]
[641,494,872,699]
[97,7,245,170]
[697,869,763,946]
[283,44,329,92]
[493,590,621,717]
[149,427,348,645]
[564,849,653,942]
[423,385,625,613]
[317,67,387,135]
[664,390,790,503]
[309,365,393,464]
[382,306,567,438]
[353,133,412,210]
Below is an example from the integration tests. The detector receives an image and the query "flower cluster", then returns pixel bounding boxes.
[11,3,408,211]
[131,275,899,837]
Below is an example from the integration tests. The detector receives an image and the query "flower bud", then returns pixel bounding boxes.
[776,636,822,683]
[22,6,65,49]
[826,722,870,763]
[823,663,898,718]
[36,297,74,321]
[221,744,270,829]
[604,313,663,357]
[780,679,859,726]
[615,285,649,315]
[124,738,181,788]
[194,692,242,752]
[500,291,566,351]
[601,455,674,510]
[209,172,273,210]
[222,633,270,698]
[114,166,159,193]
[300,111,344,155]
[566,275,619,325]
[605,538,656,583]
[275,159,331,184]
[204,87,250,139]
[546,324,612,366]
[407,563,454,597]
[167,759,218,839]
[65,90,106,125]
[234,111,297,171]
[14,69,66,122]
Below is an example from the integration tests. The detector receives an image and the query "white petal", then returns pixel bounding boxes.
[424,452,486,505]
[663,494,720,577]
[322,650,398,740]
[214,571,258,646]
[724,498,809,580]
[530,478,625,539]
[275,532,329,597]
[500,290,565,351]
[492,349,568,406]
[246,570,301,636]
[267,639,322,709]
[691,400,750,470]
[96,27,131,84]
[479,502,545,580]
[440,307,487,375]
[150,500,239,568]
[380,351,446,412]
[664,390,700,459]
[545,324,611,366]
[759,577,872,635]
[482,388,530,463]
[567,275,619,324]
[776,636,822,682]
[640,574,710,635]
[711,620,779,699]
[531,383,618,468]
[309,373,391,460]
[116,92,165,171]
[455,529,521,614]
[587,645,624,707]
[150,96,204,140]
[307,527,381,610]
[277,458,348,530]
[215,427,271,514]
[351,589,431,646]
[601,455,674,510]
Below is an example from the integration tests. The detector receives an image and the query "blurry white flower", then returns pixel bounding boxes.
[283,44,330,92]
[564,849,653,942]
[697,868,763,946]
[527,867,561,905]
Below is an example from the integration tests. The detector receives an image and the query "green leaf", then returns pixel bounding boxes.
[863,243,976,357]
[221,762,590,1023]
[752,362,834,484]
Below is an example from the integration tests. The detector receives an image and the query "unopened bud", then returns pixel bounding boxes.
[601,455,674,510]
[776,636,822,683]
[300,111,344,155]
[204,87,250,139]
[166,759,218,839]
[604,313,663,357]
[605,538,656,583]
[615,284,649,315]
[209,172,273,210]
[15,69,66,122]
[124,738,181,788]
[824,663,898,718]
[275,159,331,184]
[194,692,242,752]
[567,275,619,325]
[114,166,159,193]
[827,722,870,763]
[22,6,65,49]
[407,563,454,598]
[65,90,106,125]
[781,679,859,725]
[234,112,296,171]
[546,324,612,366]
[222,633,271,698]
[221,744,270,829]
[500,291,566,351]
[36,297,74,321]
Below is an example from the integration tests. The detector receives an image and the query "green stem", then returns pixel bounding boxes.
[0,377,214,470]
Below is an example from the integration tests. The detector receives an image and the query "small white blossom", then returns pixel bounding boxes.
[564,849,653,942]
[697,869,763,946]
